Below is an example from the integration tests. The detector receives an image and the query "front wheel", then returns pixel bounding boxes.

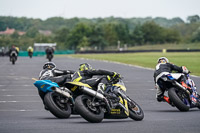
[44,92,71,118]
[128,99,144,121]
[75,95,104,123]
[168,87,190,112]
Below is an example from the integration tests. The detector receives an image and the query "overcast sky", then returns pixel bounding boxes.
[0,0,200,21]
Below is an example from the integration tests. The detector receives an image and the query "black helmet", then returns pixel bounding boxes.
[79,63,92,71]
[43,62,56,70]
[157,57,169,64]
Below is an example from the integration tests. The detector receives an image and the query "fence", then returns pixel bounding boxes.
[18,50,75,56]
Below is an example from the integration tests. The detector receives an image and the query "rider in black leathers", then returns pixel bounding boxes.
[9,45,18,61]
[45,46,54,59]
[38,62,75,106]
[72,63,120,93]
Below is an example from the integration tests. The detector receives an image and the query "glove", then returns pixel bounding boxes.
[182,66,189,74]
[112,72,121,80]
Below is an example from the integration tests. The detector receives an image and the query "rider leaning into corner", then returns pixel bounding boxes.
[38,62,75,108]
[71,63,121,93]
[9,45,18,61]
[153,57,200,107]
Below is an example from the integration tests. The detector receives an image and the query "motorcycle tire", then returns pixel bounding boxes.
[168,87,190,112]
[48,54,53,62]
[128,99,144,121]
[11,57,15,65]
[44,92,71,119]
[75,95,104,123]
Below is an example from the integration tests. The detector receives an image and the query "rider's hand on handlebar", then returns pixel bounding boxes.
[112,72,121,80]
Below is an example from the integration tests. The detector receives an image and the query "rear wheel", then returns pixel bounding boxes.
[11,56,15,65]
[128,99,144,121]
[75,95,104,123]
[168,88,190,111]
[44,92,71,118]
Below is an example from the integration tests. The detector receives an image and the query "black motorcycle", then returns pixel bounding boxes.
[65,76,144,123]
[47,53,53,61]
[10,51,17,65]
[28,51,33,58]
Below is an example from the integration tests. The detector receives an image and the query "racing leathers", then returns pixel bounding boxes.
[45,47,54,58]
[153,63,184,102]
[9,47,18,61]
[38,68,75,101]
[72,69,119,92]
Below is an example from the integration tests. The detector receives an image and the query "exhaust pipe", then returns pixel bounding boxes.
[174,81,190,95]
[80,86,105,100]
[51,87,72,98]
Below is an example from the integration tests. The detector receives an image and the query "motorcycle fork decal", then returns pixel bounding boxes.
[119,96,129,116]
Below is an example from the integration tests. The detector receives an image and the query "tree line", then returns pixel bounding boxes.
[0,15,200,51]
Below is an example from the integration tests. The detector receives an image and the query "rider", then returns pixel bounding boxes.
[45,46,54,59]
[153,57,199,105]
[9,45,18,61]
[72,63,121,93]
[27,46,34,56]
[38,62,75,108]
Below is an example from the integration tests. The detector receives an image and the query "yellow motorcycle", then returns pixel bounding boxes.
[65,76,144,123]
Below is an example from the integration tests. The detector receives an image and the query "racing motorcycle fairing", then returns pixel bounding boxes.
[34,80,59,92]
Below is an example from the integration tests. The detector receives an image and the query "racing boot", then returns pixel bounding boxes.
[163,96,175,107]
[97,83,105,94]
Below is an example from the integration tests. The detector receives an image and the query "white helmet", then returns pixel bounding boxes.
[157,57,169,63]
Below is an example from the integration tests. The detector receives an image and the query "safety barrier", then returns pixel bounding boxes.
[18,50,75,57]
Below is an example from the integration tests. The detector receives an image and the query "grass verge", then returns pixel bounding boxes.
[61,52,200,76]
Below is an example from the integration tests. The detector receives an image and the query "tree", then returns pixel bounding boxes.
[77,36,89,50]
[67,23,92,50]
[191,27,200,42]
[131,25,144,45]
[26,27,39,38]
[141,21,164,44]
[89,25,108,50]
[187,15,200,23]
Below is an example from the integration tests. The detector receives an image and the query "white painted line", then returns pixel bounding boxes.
[0,89,35,91]
[0,109,44,112]
[2,95,38,97]
[0,101,40,103]
[0,85,32,86]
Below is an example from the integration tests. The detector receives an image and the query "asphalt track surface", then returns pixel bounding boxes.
[0,56,200,133]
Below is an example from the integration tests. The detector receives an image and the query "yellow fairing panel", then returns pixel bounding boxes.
[67,82,92,88]
[113,84,126,92]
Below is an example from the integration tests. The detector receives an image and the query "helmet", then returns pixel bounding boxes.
[43,62,56,70]
[79,63,92,71]
[157,57,169,64]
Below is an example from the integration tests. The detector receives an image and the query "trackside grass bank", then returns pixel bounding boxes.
[60,52,200,76]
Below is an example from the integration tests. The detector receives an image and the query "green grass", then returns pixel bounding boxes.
[64,52,200,76]
[127,43,200,50]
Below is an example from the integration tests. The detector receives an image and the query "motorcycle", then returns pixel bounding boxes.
[28,51,33,58]
[33,80,75,118]
[157,72,200,111]
[10,51,17,65]
[47,53,53,61]
[65,76,144,123]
